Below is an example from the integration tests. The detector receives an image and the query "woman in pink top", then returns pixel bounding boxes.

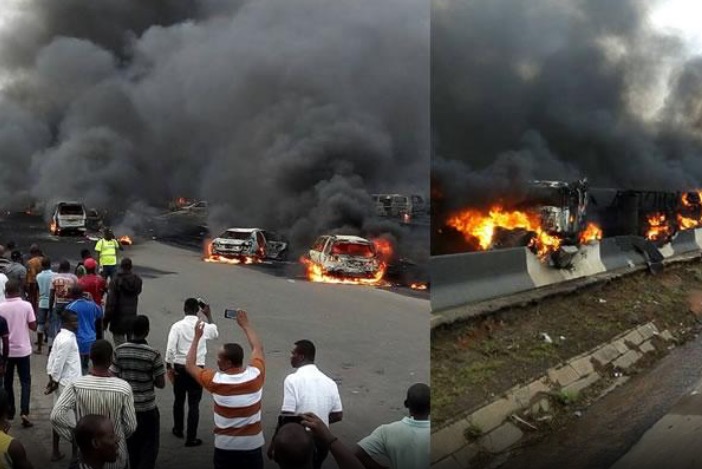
[0,279,37,427]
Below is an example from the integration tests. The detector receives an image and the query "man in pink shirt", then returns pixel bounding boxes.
[0,279,37,427]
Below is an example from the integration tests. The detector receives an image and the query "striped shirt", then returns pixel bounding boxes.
[195,357,265,451]
[50,375,137,469]
[110,341,166,412]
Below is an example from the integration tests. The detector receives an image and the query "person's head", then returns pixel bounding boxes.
[216,343,244,371]
[184,298,200,316]
[104,229,114,240]
[61,310,79,333]
[41,256,52,270]
[81,249,91,260]
[74,415,119,464]
[272,422,315,469]
[10,250,22,263]
[90,340,113,369]
[290,340,315,368]
[3,279,21,299]
[5,241,15,251]
[29,244,41,256]
[0,389,10,423]
[120,258,132,272]
[405,383,430,419]
[84,258,98,274]
[131,315,150,339]
[69,285,84,300]
[58,259,71,273]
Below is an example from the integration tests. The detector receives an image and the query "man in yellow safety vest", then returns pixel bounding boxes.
[94,229,123,283]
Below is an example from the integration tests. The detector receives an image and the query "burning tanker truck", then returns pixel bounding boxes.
[442,179,702,268]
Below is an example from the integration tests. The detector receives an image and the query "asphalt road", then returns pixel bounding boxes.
[0,214,429,469]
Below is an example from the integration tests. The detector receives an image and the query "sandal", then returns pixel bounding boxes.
[20,416,33,428]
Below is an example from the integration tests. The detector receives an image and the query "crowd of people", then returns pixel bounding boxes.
[0,230,430,469]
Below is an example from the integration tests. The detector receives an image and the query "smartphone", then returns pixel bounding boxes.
[278,414,304,427]
[224,309,238,319]
[197,297,207,309]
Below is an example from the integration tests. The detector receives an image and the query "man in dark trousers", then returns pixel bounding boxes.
[165,298,218,447]
[111,315,166,469]
[103,258,142,347]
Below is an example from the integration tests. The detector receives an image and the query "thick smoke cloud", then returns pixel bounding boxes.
[432,0,702,211]
[0,0,428,257]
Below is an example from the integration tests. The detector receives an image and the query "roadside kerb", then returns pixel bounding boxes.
[431,322,672,468]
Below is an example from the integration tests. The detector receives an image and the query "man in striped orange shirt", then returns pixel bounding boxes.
[185,310,265,469]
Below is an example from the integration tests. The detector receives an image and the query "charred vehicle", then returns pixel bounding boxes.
[50,202,87,236]
[210,228,288,260]
[308,234,382,278]
[372,194,428,224]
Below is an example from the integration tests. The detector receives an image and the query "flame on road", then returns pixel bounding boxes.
[119,235,133,245]
[202,240,260,265]
[410,283,428,290]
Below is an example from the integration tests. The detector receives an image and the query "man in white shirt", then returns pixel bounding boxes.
[354,383,430,469]
[269,340,343,469]
[165,298,218,446]
[45,310,82,462]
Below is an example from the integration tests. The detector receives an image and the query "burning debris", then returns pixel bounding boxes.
[119,235,133,246]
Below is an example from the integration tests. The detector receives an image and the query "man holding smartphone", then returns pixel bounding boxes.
[165,298,218,447]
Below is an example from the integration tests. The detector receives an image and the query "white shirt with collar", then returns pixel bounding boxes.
[165,315,219,366]
[281,364,343,426]
[46,328,82,386]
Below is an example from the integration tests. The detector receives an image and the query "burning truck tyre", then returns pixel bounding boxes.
[303,235,390,285]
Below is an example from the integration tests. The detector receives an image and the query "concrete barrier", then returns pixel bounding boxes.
[431,229,702,317]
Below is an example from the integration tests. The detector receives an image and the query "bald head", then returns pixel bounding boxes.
[273,423,315,469]
[75,414,119,463]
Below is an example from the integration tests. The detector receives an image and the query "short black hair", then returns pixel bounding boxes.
[69,285,84,299]
[41,257,51,269]
[120,258,132,270]
[222,343,244,367]
[81,249,91,259]
[75,415,111,452]
[294,340,316,362]
[184,298,199,315]
[3,278,21,296]
[406,383,430,415]
[59,259,71,272]
[132,315,150,338]
[61,309,78,324]
[10,250,22,262]
[90,340,113,367]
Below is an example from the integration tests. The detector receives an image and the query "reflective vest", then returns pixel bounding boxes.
[95,238,120,266]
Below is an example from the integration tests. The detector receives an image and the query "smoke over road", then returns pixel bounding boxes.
[0,0,428,257]
[433,0,702,222]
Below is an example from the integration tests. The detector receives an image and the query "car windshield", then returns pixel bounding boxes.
[59,205,84,215]
[331,242,374,257]
[220,231,251,240]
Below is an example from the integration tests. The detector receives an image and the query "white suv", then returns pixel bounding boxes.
[50,202,87,235]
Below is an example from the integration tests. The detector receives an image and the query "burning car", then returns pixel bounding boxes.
[208,228,288,262]
[50,202,87,236]
[307,234,384,280]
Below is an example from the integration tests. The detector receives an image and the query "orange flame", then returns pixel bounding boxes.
[49,221,57,234]
[119,235,133,245]
[302,238,390,286]
[202,240,260,265]
[579,223,603,244]
[645,213,671,241]
[447,206,564,258]
[410,283,428,290]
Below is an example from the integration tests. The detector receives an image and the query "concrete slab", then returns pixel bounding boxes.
[637,323,658,340]
[660,330,675,341]
[563,372,600,395]
[469,397,520,434]
[432,456,463,469]
[479,422,524,453]
[569,355,596,378]
[623,329,645,346]
[613,349,643,370]
[591,344,621,367]
[640,340,656,354]
[431,419,472,463]
[452,444,480,467]
[612,339,631,355]
[547,365,580,387]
